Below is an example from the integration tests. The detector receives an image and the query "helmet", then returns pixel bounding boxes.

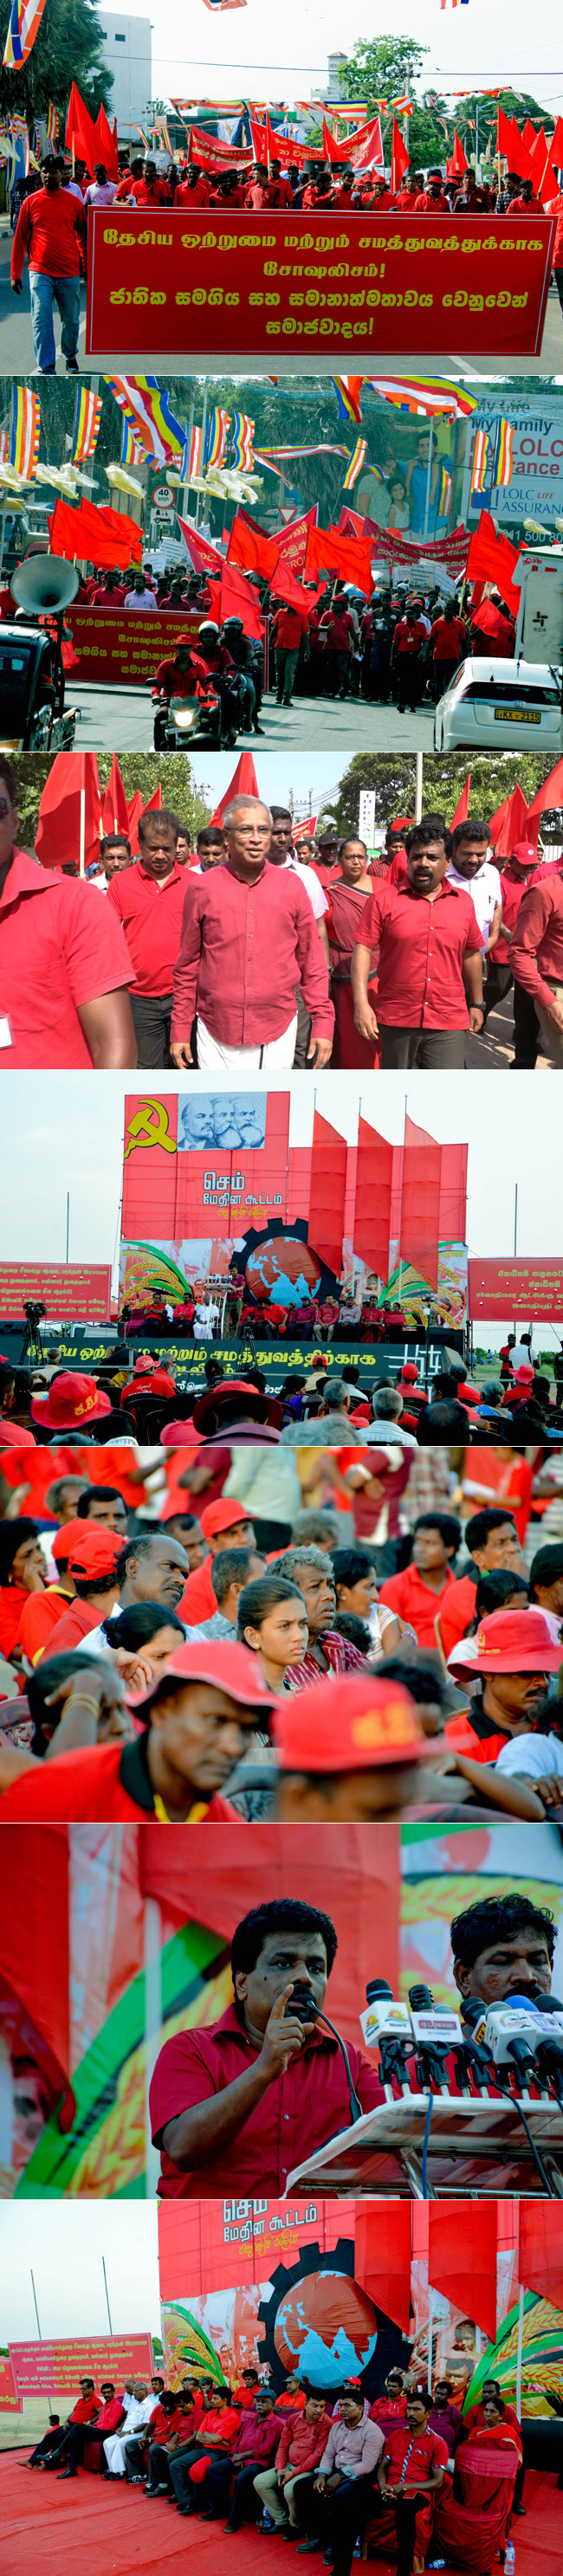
[198,621,219,638]
[223,617,244,632]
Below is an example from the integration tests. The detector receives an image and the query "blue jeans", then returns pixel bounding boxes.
[29,269,81,369]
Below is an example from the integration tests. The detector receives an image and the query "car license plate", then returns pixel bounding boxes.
[494,707,541,723]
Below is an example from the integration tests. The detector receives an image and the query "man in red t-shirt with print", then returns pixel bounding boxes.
[175,168,210,209]
[11,154,87,373]
[270,602,309,705]
[320,585,357,699]
[107,804,189,1069]
[131,158,171,205]
[391,606,428,712]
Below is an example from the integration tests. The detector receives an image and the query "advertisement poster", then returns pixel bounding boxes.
[462,397,563,530]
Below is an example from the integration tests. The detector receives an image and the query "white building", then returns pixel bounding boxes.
[96,11,152,141]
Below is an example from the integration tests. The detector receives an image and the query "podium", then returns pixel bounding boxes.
[285,2086,563,2199]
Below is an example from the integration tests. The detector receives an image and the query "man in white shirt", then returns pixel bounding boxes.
[124,572,158,612]
[269,805,329,952]
[104,2381,158,2476]
[83,164,117,206]
[449,819,502,956]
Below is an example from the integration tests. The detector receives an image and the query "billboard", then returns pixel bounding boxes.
[468,1256,563,1321]
[0,1262,112,1322]
[462,396,563,530]
[9,2334,153,2399]
[0,2352,22,2412]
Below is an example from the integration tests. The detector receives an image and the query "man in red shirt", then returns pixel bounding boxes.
[51,2380,126,2476]
[179,1497,257,1624]
[510,866,563,1065]
[351,818,483,1067]
[393,172,419,210]
[377,2386,448,2576]
[508,180,539,212]
[244,162,273,207]
[149,1895,386,2198]
[437,1506,521,1662]
[36,1523,126,1654]
[175,167,210,209]
[0,756,136,1068]
[413,172,451,211]
[170,794,333,1069]
[11,154,86,372]
[379,1512,462,1650]
[131,157,171,205]
[269,158,294,207]
[428,598,468,698]
[0,1639,275,1823]
[168,2386,242,2513]
[107,804,189,1068]
[452,174,489,211]
[36,2378,101,2474]
[114,158,144,200]
[320,585,357,699]
[270,601,309,704]
[483,836,558,1066]
[390,606,429,712]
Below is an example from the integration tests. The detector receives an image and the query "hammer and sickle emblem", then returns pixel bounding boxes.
[124,1099,177,1159]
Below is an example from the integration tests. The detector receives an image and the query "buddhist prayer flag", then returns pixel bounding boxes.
[204,407,232,471]
[106,377,186,468]
[3,0,48,68]
[469,426,490,495]
[342,437,367,489]
[371,375,478,419]
[72,388,102,466]
[9,384,40,478]
[230,410,255,469]
[331,377,366,425]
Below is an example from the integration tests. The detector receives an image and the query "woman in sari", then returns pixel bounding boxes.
[325,839,380,1067]
[433,2392,522,2573]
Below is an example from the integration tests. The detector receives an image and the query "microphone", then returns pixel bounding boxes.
[289,1984,363,2127]
[531,1995,563,2101]
[482,1995,547,2092]
[408,1985,463,2094]
[359,1980,414,2091]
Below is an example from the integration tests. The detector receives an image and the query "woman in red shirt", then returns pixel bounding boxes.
[0,1517,47,1662]
[326,839,380,1068]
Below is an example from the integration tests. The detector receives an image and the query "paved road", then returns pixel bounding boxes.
[2,219,562,374]
[72,681,436,753]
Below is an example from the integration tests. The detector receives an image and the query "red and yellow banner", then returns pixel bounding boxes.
[87,210,556,361]
[10,2335,153,2399]
[0,1262,112,1320]
[468,1257,563,1320]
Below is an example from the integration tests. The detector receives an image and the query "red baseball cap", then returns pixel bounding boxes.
[66,1527,125,1582]
[272,1674,424,1774]
[30,1373,112,1429]
[472,1608,563,1675]
[200,1497,253,1540]
[398,1363,418,1383]
[513,841,540,866]
[122,1369,177,1402]
[127,1637,275,1720]
[51,1515,90,1564]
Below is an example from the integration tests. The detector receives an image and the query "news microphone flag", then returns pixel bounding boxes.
[3,0,47,67]
[342,436,367,489]
[72,388,102,467]
[230,410,256,470]
[9,385,40,479]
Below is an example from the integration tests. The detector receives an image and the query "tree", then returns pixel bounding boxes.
[326,42,553,173]
[13,753,210,849]
[332,750,559,837]
[0,0,113,125]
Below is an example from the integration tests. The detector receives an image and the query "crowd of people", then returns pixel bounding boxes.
[10,141,555,376]
[3,1340,563,1449]
[4,763,562,1069]
[1,1432,562,1821]
[23,2341,528,2576]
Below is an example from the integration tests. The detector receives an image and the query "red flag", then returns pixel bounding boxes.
[450,773,471,829]
[49,494,142,570]
[270,563,320,616]
[101,754,129,837]
[127,781,162,855]
[227,512,278,579]
[65,81,98,178]
[438,1142,468,1245]
[353,1119,394,1280]
[275,505,319,574]
[399,1115,442,1291]
[305,520,372,593]
[322,113,385,171]
[210,752,260,824]
[466,509,521,617]
[177,517,224,578]
[447,127,468,178]
[308,1111,347,1275]
[391,117,410,191]
[550,116,563,166]
[488,782,529,857]
[94,101,120,179]
[216,562,264,639]
[526,756,563,843]
[428,2205,499,2343]
[36,752,100,875]
[519,2205,563,2310]
[495,109,534,182]
[355,2205,412,2335]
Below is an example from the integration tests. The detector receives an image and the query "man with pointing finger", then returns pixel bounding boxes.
[149,1895,384,2194]
[170,796,334,1070]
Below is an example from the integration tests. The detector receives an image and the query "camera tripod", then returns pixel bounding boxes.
[19,1316,45,1364]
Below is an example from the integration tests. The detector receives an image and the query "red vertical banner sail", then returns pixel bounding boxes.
[354,2205,412,2335]
[438,1142,469,1246]
[518,2207,563,2310]
[307,1111,347,1274]
[122,1092,179,1238]
[428,2205,499,2343]
[353,1118,394,1279]
[399,1116,442,1289]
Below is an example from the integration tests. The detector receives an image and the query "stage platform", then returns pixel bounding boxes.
[0,2451,558,2576]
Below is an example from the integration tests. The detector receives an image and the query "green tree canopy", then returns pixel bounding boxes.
[13,753,210,849]
[0,0,113,126]
[331,751,560,838]
[323,40,554,171]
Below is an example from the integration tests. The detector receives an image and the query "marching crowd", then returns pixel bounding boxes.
[3,762,562,1069]
[1,1430,563,1819]
[23,2347,527,2576]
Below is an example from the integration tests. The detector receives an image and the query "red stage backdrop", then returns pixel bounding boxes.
[159,2203,349,2302]
[67,608,200,688]
[468,1256,563,1320]
[0,1262,112,1320]
[10,2334,153,2398]
[122,1091,293,1241]
[86,210,555,359]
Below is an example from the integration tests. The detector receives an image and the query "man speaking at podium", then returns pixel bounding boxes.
[149,1896,388,2198]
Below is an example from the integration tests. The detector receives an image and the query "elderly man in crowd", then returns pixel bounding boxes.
[171,795,333,1071]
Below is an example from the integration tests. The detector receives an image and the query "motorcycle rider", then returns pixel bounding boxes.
[151,625,239,747]
[221,615,264,733]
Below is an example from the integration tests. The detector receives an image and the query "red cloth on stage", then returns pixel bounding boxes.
[433,2431,521,2572]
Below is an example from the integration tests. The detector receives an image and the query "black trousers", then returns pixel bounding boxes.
[29,2430,66,2463]
[169,2440,217,2507]
[394,2488,429,2576]
[146,2437,173,2491]
[379,1024,467,1068]
[393,655,422,709]
[306,2473,376,2576]
[483,963,540,1066]
[131,989,174,1068]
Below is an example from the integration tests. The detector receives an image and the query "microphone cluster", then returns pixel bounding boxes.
[359,1979,563,2107]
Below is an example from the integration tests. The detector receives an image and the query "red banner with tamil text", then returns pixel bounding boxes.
[10,2335,153,2400]
[0,1262,112,1320]
[87,211,555,360]
[468,1257,563,1320]
[67,606,201,687]
[0,2354,22,2412]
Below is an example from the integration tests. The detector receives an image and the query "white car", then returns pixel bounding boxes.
[434,656,562,751]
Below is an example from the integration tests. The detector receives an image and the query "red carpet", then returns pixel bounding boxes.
[0,2454,558,2576]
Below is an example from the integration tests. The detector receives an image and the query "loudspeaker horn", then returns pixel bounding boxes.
[10,554,80,614]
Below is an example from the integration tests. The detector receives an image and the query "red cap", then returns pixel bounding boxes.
[51,1515,90,1564]
[398,1363,418,1383]
[191,1378,282,1432]
[272,1674,424,1774]
[472,1608,563,1675]
[513,841,540,866]
[66,1527,125,1582]
[30,1373,112,1429]
[128,1637,275,1718]
[200,1496,252,1540]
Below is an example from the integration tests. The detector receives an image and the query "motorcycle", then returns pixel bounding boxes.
[152,672,242,751]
